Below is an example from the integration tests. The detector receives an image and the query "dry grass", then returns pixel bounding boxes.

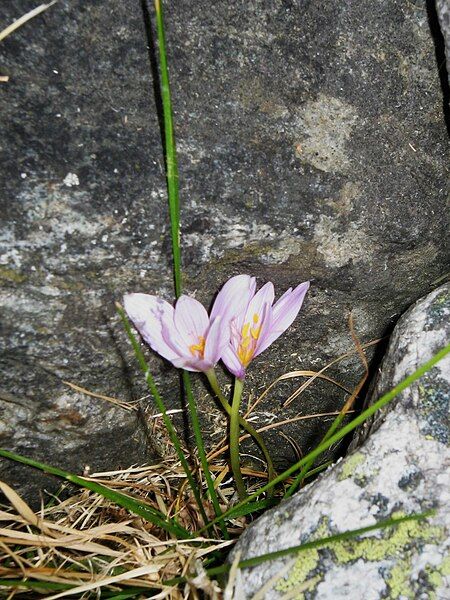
[0,327,374,598]
[0,2,58,44]
[0,462,235,599]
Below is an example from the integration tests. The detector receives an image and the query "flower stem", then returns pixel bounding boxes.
[230,377,248,501]
[206,370,276,494]
[182,371,229,539]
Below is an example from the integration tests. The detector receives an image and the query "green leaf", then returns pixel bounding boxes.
[101,588,157,599]
[153,0,181,296]
[224,497,277,520]
[0,580,72,593]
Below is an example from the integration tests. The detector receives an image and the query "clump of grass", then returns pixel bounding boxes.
[1,343,448,597]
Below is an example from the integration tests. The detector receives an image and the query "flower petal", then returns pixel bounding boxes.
[171,356,206,372]
[174,295,209,345]
[256,281,310,354]
[204,316,228,365]
[210,274,256,326]
[254,302,274,357]
[221,344,246,379]
[272,282,310,327]
[123,293,180,361]
[243,281,275,324]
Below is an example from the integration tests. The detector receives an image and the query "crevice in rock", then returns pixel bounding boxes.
[427,0,450,134]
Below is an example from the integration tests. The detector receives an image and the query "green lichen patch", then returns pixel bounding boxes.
[424,289,449,330]
[0,266,27,284]
[275,547,321,595]
[387,551,450,599]
[388,558,416,599]
[417,378,450,445]
[274,515,445,599]
[275,520,330,596]
[426,555,450,591]
[338,451,366,481]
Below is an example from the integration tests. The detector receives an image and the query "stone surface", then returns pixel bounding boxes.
[231,283,450,599]
[436,0,450,88]
[0,1,449,497]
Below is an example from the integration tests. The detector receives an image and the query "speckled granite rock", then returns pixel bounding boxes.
[1,1,449,497]
[232,283,450,599]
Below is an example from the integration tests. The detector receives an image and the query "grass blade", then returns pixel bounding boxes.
[0,581,72,593]
[151,0,227,538]
[0,448,190,539]
[224,498,277,520]
[285,316,368,497]
[117,303,209,526]
[182,371,229,539]
[153,0,181,296]
[198,343,450,532]
[206,510,435,577]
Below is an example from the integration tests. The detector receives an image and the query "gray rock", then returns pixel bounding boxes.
[1,0,449,497]
[231,283,450,599]
[436,0,450,88]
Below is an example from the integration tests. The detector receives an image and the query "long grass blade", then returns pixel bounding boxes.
[224,498,277,520]
[285,316,369,497]
[151,0,227,537]
[0,448,190,539]
[198,343,450,532]
[153,0,181,296]
[205,510,435,577]
[101,590,156,600]
[0,580,72,592]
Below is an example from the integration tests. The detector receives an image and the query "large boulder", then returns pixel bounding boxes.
[0,0,448,497]
[231,283,450,599]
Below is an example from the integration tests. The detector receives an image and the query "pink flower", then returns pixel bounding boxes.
[123,293,228,372]
[211,275,310,379]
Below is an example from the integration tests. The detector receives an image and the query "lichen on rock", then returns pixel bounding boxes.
[232,283,450,599]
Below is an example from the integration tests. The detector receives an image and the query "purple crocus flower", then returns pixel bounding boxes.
[124,293,228,372]
[211,275,310,379]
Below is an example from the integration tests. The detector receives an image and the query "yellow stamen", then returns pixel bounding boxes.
[237,345,254,367]
[189,336,205,358]
[241,336,251,349]
[251,325,261,340]
[237,316,262,367]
